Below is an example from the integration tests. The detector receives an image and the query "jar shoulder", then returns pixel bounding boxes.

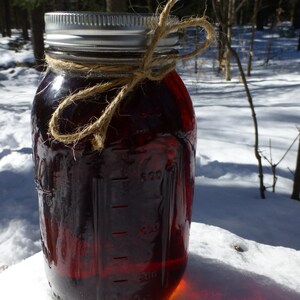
[32,70,196,146]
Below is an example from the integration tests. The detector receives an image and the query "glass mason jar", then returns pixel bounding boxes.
[32,12,196,300]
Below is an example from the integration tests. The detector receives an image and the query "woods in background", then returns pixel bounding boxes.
[0,0,299,199]
[0,0,300,71]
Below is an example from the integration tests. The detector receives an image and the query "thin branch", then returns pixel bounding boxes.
[235,0,249,14]
[212,0,265,198]
[269,139,273,165]
[291,132,300,200]
[261,132,300,193]
[226,40,265,198]
[277,131,300,166]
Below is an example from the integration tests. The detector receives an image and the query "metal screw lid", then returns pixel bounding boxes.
[44,12,179,53]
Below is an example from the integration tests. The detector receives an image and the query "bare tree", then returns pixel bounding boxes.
[262,133,300,193]
[229,42,265,199]
[293,0,300,28]
[0,0,12,37]
[294,0,300,50]
[29,4,45,71]
[20,8,30,41]
[292,132,300,201]
[212,0,266,199]
[14,0,45,71]
[212,0,248,80]
[225,0,235,81]
[212,0,227,74]
[247,0,261,76]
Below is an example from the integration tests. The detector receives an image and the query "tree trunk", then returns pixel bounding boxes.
[212,0,227,73]
[217,24,226,72]
[256,0,268,30]
[29,5,45,71]
[21,9,29,41]
[247,0,261,76]
[291,134,300,200]
[211,0,266,199]
[1,0,12,37]
[293,0,300,29]
[0,0,5,36]
[227,40,266,199]
[225,0,234,81]
[106,0,128,12]
[247,26,255,76]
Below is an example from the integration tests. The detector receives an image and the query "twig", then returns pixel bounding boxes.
[226,40,266,199]
[261,132,300,193]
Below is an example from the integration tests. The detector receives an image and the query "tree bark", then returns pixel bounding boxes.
[106,0,128,12]
[212,0,227,73]
[293,0,300,29]
[225,0,234,81]
[227,40,265,199]
[29,4,45,71]
[256,0,268,30]
[247,0,261,76]
[217,24,226,72]
[0,0,4,37]
[291,134,300,201]
[212,0,266,199]
[1,0,12,37]
[21,9,29,41]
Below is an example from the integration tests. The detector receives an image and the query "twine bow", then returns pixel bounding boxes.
[47,0,215,150]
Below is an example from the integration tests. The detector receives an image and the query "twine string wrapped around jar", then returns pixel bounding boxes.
[46,0,215,150]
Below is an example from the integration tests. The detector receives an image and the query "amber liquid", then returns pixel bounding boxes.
[32,70,196,300]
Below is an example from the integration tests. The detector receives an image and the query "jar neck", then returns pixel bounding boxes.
[45,49,178,78]
[46,47,177,62]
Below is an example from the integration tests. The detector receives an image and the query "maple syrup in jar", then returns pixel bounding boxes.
[32,12,196,300]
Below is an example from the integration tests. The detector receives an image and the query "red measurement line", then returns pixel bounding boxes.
[112,204,128,209]
[113,279,128,283]
[113,256,128,260]
[112,231,128,235]
[111,177,128,181]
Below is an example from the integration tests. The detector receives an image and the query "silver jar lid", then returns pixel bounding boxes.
[44,12,179,54]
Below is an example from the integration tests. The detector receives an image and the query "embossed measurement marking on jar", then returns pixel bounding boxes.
[112,231,128,235]
[112,204,129,209]
[105,146,172,297]
[109,168,131,287]
[113,256,128,260]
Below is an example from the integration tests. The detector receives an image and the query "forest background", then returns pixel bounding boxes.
[1,0,300,199]
[1,1,300,298]
[1,0,300,72]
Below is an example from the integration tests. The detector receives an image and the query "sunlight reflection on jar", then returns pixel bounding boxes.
[169,277,268,300]
[170,279,223,300]
[52,75,64,91]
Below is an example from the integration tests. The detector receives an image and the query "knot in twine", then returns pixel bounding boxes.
[47,0,215,150]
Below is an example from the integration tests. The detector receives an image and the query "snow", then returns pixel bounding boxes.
[0,32,34,69]
[1,226,300,300]
[0,27,300,299]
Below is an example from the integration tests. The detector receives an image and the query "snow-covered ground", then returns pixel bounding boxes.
[0,27,300,299]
